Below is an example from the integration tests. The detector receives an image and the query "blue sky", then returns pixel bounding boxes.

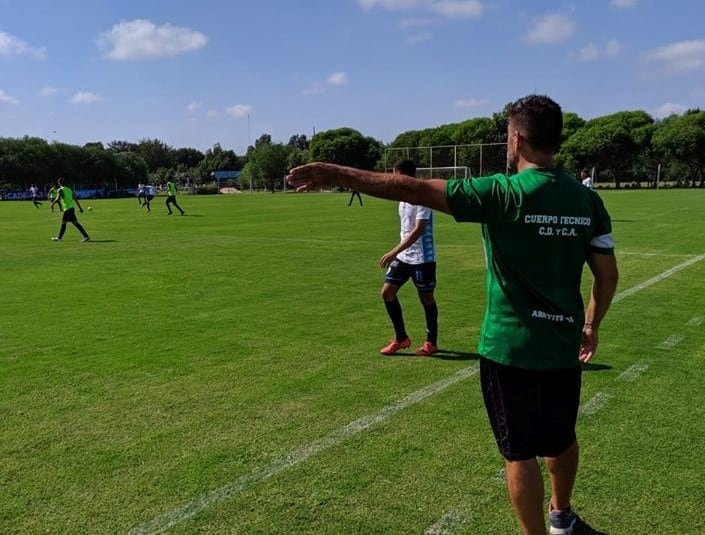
[1,0,703,153]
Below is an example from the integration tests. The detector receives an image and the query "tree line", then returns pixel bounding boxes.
[1,105,703,192]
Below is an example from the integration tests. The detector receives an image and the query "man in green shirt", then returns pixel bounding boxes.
[286,95,619,535]
[50,178,90,242]
[165,179,185,216]
[47,185,62,213]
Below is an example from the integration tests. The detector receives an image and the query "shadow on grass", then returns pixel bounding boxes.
[581,362,612,372]
[574,515,610,535]
[86,240,117,243]
[385,349,479,361]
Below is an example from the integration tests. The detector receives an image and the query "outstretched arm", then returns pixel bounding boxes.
[287,163,451,214]
[580,252,619,363]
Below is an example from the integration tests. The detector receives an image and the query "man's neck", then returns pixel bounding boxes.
[517,155,555,172]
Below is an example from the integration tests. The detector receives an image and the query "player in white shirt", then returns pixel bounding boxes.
[29,184,42,208]
[580,168,593,189]
[379,160,439,356]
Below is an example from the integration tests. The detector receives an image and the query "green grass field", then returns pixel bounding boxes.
[2,191,705,534]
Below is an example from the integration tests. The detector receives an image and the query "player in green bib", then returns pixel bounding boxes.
[50,178,90,242]
[165,179,185,215]
[47,185,62,213]
[286,95,619,535]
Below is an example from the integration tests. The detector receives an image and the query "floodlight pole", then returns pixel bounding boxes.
[656,163,661,190]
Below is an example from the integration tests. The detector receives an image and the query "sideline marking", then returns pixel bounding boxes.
[130,364,480,535]
[425,505,473,535]
[658,334,684,350]
[132,253,705,534]
[579,392,614,416]
[617,362,650,382]
[687,316,703,327]
[612,253,705,303]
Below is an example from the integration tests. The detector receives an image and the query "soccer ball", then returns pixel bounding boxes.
[88,206,93,212]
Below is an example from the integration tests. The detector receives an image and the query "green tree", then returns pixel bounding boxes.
[136,138,175,173]
[559,111,654,187]
[653,110,705,185]
[309,128,382,170]
[241,142,289,192]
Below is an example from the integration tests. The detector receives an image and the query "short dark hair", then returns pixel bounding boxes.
[508,95,563,153]
[394,159,416,177]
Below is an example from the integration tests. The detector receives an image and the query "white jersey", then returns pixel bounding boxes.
[396,202,435,265]
[30,186,39,197]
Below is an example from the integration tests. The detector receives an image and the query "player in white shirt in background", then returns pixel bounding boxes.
[580,168,594,189]
[29,184,42,208]
[378,160,439,356]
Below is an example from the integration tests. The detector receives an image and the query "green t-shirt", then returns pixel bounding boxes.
[167,182,176,196]
[446,168,614,370]
[60,186,74,211]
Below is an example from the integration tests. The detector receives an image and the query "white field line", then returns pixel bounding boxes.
[129,364,480,535]
[424,505,474,535]
[617,362,650,382]
[687,316,704,327]
[657,334,685,350]
[132,253,705,534]
[612,253,705,303]
[578,392,615,416]
[618,252,695,258]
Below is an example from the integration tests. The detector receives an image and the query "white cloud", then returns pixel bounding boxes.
[38,86,60,97]
[98,19,207,60]
[430,0,482,18]
[0,89,19,105]
[327,72,348,86]
[524,14,575,45]
[0,31,45,59]
[576,39,621,62]
[303,83,326,96]
[358,0,482,18]
[604,38,621,56]
[578,43,599,62]
[69,91,101,105]
[303,72,349,96]
[398,17,434,28]
[455,97,489,108]
[358,0,422,10]
[406,32,432,44]
[226,104,252,118]
[654,102,686,118]
[647,39,705,74]
[186,101,202,113]
[610,0,637,9]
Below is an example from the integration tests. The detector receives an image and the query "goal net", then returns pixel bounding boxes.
[385,142,507,178]
[416,166,469,180]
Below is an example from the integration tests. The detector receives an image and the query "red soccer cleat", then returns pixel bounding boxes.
[415,341,439,356]
[380,337,411,355]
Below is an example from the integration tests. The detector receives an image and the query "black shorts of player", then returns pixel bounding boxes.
[166,195,176,203]
[384,259,436,293]
[480,357,581,461]
[62,207,78,223]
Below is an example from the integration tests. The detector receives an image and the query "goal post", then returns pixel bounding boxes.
[385,142,508,178]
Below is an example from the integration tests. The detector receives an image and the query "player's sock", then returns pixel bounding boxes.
[423,302,438,345]
[58,224,67,239]
[75,223,89,238]
[384,298,408,341]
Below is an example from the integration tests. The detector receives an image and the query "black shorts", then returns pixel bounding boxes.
[166,195,177,203]
[480,357,581,461]
[384,260,436,292]
[62,208,77,223]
